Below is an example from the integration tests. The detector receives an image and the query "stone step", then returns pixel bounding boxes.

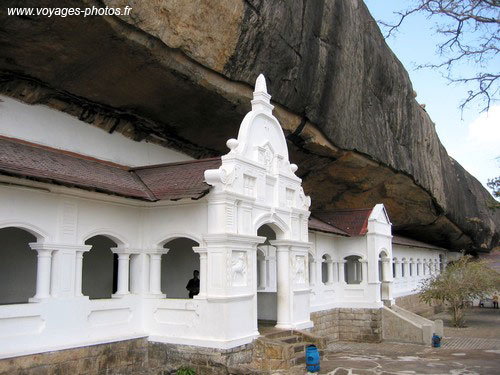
[293,342,307,354]
[292,353,306,366]
[228,365,268,375]
[263,329,294,340]
[279,335,304,344]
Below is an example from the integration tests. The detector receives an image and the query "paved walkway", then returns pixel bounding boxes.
[291,307,500,375]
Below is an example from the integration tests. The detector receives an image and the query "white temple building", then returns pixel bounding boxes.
[0,75,451,360]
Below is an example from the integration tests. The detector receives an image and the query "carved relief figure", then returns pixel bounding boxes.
[294,255,306,284]
[231,251,247,286]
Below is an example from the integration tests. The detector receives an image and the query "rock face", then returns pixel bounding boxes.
[0,0,498,251]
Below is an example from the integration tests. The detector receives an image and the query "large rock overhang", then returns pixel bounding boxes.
[1,0,498,252]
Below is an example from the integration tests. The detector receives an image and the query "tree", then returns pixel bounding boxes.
[378,0,499,112]
[487,176,500,197]
[419,255,500,327]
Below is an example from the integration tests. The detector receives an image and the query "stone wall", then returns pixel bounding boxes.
[310,308,339,340]
[0,338,149,375]
[311,308,382,343]
[396,293,444,318]
[0,339,256,375]
[148,342,255,375]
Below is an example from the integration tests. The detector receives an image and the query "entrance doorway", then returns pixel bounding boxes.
[256,224,277,325]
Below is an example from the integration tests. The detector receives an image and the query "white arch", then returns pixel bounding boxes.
[254,213,288,239]
[343,253,366,261]
[81,228,128,246]
[321,252,332,261]
[155,232,202,248]
[0,221,48,242]
[379,248,389,258]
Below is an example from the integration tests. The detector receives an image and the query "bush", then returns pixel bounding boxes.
[177,366,196,375]
[418,255,500,327]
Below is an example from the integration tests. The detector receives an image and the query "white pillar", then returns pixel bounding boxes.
[380,256,393,304]
[193,247,207,298]
[114,253,131,297]
[149,250,167,297]
[258,258,267,289]
[394,259,401,279]
[309,258,316,286]
[332,261,338,283]
[74,248,92,297]
[274,243,291,329]
[360,260,368,284]
[327,260,334,285]
[402,260,408,278]
[339,261,347,284]
[29,244,53,301]
[381,257,391,282]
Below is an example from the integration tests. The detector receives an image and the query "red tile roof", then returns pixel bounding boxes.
[0,136,221,201]
[312,208,373,236]
[133,158,221,201]
[308,216,349,236]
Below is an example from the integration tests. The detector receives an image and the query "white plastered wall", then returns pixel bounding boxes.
[392,244,448,298]
[0,95,192,167]
[0,179,213,358]
[308,204,393,311]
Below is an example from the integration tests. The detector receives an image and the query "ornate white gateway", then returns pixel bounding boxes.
[203,74,312,335]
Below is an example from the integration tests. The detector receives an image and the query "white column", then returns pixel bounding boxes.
[360,260,368,284]
[193,247,207,298]
[114,253,131,297]
[394,259,401,279]
[309,258,316,286]
[149,250,167,297]
[402,260,408,278]
[339,261,347,284]
[29,244,53,301]
[381,257,391,282]
[258,258,267,289]
[332,261,338,283]
[274,243,291,329]
[75,249,89,297]
[327,260,334,285]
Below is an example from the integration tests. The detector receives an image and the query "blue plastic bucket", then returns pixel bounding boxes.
[306,344,320,372]
[432,334,441,348]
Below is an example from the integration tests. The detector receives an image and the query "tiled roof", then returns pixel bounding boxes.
[0,136,220,201]
[133,158,221,201]
[392,235,446,251]
[308,216,349,236]
[312,208,373,236]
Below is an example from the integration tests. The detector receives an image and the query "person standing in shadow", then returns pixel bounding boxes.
[186,270,200,298]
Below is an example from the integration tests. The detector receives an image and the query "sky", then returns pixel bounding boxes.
[364,1,499,195]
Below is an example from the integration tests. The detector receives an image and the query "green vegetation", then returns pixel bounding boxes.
[419,255,500,327]
[177,366,196,375]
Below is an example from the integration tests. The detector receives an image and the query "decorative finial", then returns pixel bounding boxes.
[251,73,273,113]
[255,74,268,94]
[226,138,239,152]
